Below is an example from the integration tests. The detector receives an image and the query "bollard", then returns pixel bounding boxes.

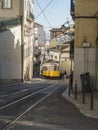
[75,80,77,100]
[91,85,93,110]
[68,84,70,96]
[82,80,86,104]
[83,88,85,103]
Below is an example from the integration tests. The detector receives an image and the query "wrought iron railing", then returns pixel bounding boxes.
[27,11,34,21]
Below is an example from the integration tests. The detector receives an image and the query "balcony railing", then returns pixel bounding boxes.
[27,11,34,21]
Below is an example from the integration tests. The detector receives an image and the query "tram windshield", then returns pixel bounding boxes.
[54,65,59,70]
[41,63,59,71]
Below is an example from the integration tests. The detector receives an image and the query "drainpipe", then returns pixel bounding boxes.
[21,16,24,82]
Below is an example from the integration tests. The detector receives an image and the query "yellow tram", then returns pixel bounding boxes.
[41,62,60,78]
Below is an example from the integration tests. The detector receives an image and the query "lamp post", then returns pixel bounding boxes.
[61,25,66,33]
[56,37,61,65]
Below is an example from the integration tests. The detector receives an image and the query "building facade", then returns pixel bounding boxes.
[34,22,46,47]
[34,22,46,62]
[0,0,34,84]
[33,22,46,76]
[49,27,74,76]
[71,0,98,91]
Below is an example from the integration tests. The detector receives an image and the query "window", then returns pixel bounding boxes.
[2,0,12,9]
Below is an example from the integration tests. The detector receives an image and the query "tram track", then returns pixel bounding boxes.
[0,81,64,130]
[0,81,55,109]
[0,83,55,110]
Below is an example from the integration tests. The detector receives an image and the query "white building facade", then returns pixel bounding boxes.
[0,0,34,84]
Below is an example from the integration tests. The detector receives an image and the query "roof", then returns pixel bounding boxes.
[41,62,59,67]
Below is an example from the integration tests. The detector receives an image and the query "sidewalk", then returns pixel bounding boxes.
[62,87,98,119]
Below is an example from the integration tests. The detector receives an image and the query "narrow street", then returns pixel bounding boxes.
[0,0,98,130]
[0,79,65,130]
[0,79,98,130]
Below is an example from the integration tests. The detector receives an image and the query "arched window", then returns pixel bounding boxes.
[2,0,12,9]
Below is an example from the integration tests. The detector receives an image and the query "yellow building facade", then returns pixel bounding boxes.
[72,0,98,91]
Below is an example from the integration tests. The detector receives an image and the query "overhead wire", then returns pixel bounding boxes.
[35,0,54,19]
[49,0,58,10]
[62,18,74,27]
[36,0,53,28]
[34,0,74,40]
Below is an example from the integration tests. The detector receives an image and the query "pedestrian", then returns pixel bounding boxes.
[60,72,63,79]
[64,70,67,79]
[69,71,73,89]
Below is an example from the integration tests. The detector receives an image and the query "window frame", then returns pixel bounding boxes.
[2,0,12,9]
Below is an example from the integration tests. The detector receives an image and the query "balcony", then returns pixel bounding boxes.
[70,0,75,20]
[0,17,21,32]
[27,11,35,22]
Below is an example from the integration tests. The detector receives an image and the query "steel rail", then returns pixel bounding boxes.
[0,83,56,110]
[1,82,64,130]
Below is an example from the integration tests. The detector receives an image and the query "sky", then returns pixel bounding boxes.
[33,0,73,39]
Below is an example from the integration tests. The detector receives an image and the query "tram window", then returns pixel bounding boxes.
[56,66,59,70]
[54,66,57,70]
[45,66,48,71]
[49,66,53,70]
[54,65,59,70]
[42,66,48,71]
[54,66,59,70]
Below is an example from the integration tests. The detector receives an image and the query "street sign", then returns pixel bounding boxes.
[83,42,90,48]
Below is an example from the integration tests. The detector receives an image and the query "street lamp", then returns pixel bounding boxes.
[61,25,66,33]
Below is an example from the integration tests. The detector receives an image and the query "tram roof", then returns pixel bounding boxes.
[41,62,59,67]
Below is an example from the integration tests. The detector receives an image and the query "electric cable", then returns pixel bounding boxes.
[35,0,54,19]
[36,0,53,28]
[49,0,58,10]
